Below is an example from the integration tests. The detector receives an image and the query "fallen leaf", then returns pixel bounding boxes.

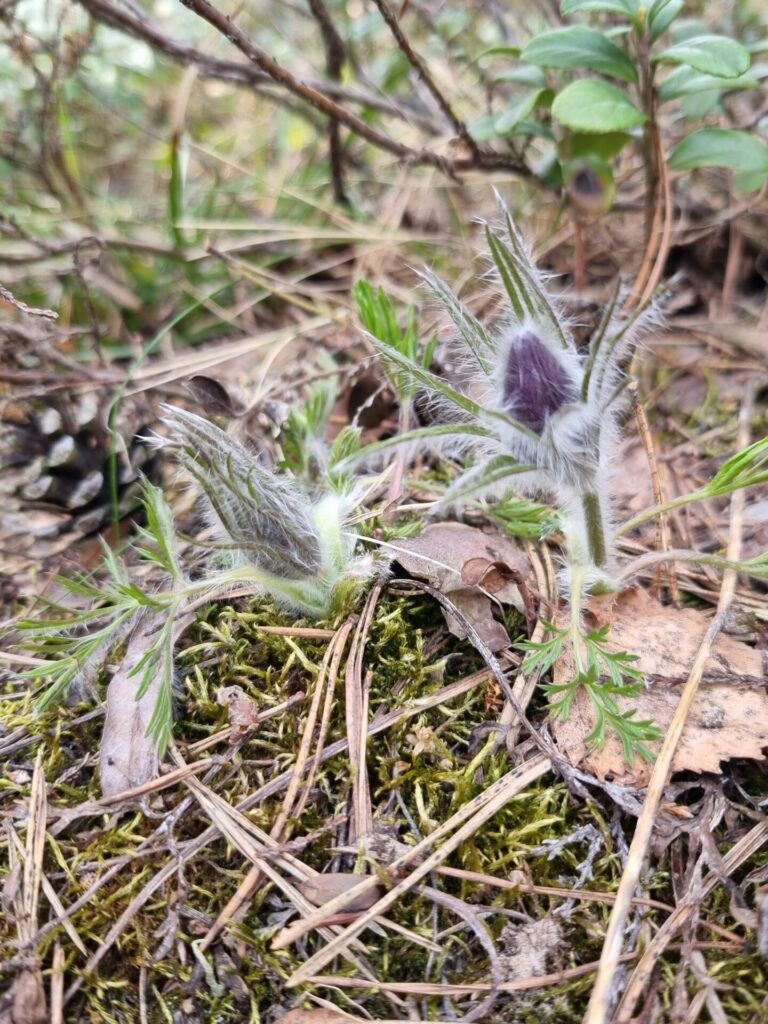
[296,872,382,913]
[553,587,768,786]
[11,970,47,1024]
[392,523,534,652]
[277,1011,361,1024]
[185,376,247,418]
[216,686,261,742]
[499,917,562,981]
[99,612,192,798]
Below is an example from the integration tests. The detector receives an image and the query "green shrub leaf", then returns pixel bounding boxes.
[561,0,636,16]
[648,0,683,42]
[523,27,638,83]
[668,129,768,173]
[659,64,759,100]
[495,89,548,133]
[653,34,750,78]
[552,79,646,132]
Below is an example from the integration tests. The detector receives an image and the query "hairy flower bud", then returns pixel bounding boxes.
[502,330,578,434]
[160,407,323,579]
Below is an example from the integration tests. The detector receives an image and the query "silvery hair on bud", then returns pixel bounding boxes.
[152,406,324,580]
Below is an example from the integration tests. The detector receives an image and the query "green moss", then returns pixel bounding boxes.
[3,588,767,1022]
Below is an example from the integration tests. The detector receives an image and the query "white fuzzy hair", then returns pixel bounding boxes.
[364,201,661,592]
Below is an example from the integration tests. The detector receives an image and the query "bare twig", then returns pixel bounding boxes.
[307,0,348,204]
[76,0,532,178]
[0,282,57,320]
[76,0,438,132]
[370,0,479,157]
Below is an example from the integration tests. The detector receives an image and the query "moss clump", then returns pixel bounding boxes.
[2,588,767,1022]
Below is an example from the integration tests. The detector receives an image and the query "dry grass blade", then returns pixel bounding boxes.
[279,754,552,981]
[198,622,353,950]
[7,750,49,1024]
[344,584,382,842]
[614,820,768,1022]
[50,944,64,1024]
[304,952,639,997]
[584,387,755,1024]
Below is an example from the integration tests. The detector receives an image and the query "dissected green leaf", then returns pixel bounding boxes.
[522,26,638,83]
[551,78,646,132]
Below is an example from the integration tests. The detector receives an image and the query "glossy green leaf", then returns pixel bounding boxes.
[681,89,720,119]
[654,34,750,78]
[561,0,636,15]
[496,65,548,87]
[668,128,768,173]
[478,45,521,59]
[523,26,638,83]
[659,64,759,100]
[469,112,501,142]
[552,78,646,132]
[495,89,547,133]
[734,168,768,193]
[648,0,683,42]
[570,130,632,158]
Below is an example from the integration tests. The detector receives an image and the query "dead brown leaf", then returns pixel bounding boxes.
[553,587,768,786]
[99,612,192,798]
[392,523,534,652]
[296,872,382,913]
[10,970,47,1024]
[277,1011,361,1024]
[216,686,261,743]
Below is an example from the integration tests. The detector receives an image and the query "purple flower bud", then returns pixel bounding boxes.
[502,331,577,434]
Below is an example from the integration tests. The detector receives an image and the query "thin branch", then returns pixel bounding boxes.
[306,0,348,204]
[76,0,437,131]
[75,0,533,178]
[370,0,480,157]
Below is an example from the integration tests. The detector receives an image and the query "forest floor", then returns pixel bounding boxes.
[1,1,768,1022]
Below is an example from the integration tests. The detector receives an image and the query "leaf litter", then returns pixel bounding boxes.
[552,586,768,786]
[3,218,768,1024]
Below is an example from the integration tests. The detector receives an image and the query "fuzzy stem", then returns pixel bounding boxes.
[569,565,587,675]
[582,491,607,568]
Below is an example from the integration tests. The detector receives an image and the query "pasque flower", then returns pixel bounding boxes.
[359,196,654,595]
[152,406,378,617]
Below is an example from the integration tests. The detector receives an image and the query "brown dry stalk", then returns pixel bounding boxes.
[630,381,679,603]
[637,123,673,310]
[370,0,478,156]
[345,584,383,841]
[584,387,754,1024]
